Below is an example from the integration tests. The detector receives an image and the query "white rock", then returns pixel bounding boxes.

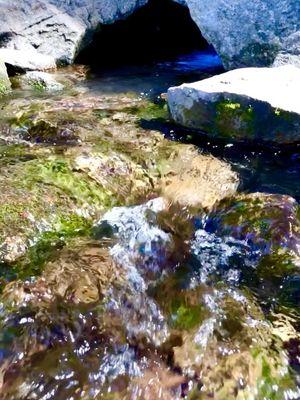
[167,65,300,143]
[0,48,56,72]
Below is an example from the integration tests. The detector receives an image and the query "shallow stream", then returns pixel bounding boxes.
[0,49,299,399]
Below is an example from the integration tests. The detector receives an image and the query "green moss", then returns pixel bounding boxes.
[93,110,111,120]
[93,100,169,122]
[0,203,34,237]
[135,101,169,121]
[31,81,46,92]
[172,303,204,330]
[255,355,297,400]
[216,197,278,241]
[25,157,114,209]
[0,144,37,166]
[274,108,281,116]
[0,213,93,290]
[11,214,92,279]
[215,99,255,139]
[222,102,241,110]
[0,78,10,95]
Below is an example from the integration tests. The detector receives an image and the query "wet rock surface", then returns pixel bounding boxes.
[168,65,300,144]
[0,76,238,265]
[0,64,299,400]
[0,194,299,399]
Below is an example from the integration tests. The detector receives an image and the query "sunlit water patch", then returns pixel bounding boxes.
[0,47,299,399]
[0,195,299,398]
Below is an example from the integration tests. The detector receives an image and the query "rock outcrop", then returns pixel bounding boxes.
[0,0,299,70]
[0,0,148,70]
[167,65,300,144]
[185,0,300,69]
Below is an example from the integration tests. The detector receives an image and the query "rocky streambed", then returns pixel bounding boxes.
[0,57,299,400]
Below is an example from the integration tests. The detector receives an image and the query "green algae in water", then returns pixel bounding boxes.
[25,157,115,208]
[0,214,93,291]
[172,302,205,330]
[0,144,37,166]
[136,101,169,121]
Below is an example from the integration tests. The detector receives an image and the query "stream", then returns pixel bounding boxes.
[0,49,299,400]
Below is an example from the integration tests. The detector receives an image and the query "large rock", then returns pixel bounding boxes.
[185,0,300,69]
[0,0,148,69]
[0,48,56,72]
[0,0,298,70]
[167,65,300,144]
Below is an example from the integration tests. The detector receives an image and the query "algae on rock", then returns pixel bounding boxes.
[0,89,239,271]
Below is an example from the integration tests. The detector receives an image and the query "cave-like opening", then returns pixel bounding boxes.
[76,0,216,68]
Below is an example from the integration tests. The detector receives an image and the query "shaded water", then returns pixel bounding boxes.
[0,50,299,399]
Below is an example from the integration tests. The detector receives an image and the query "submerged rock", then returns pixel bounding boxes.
[0,89,239,265]
[173,289,298,400]
[0,194,299,399]
[16,71,64,92]
[206,192,300,282]
[161,145,239,209]
[153,256,299,399]
[209,193,300,254]
[168,65,300,144]
[3,240,121,306]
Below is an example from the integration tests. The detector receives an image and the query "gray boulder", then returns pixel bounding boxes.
[0,0,148,70]
[167,65,300,144]
[185,0,300,69]
[0,0,298,71]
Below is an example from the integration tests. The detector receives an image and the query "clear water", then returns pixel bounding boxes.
[85,49,300,202]
[83,49,223,98]
[0,49,299,400]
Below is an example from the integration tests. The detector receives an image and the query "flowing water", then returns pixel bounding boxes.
[86,50,300,201]
[0,49,299,399]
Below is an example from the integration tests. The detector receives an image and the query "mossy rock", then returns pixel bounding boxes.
[207,192,300,281]
[167,66,300,144]
[0,91,238,279]
[172,288,298,400]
